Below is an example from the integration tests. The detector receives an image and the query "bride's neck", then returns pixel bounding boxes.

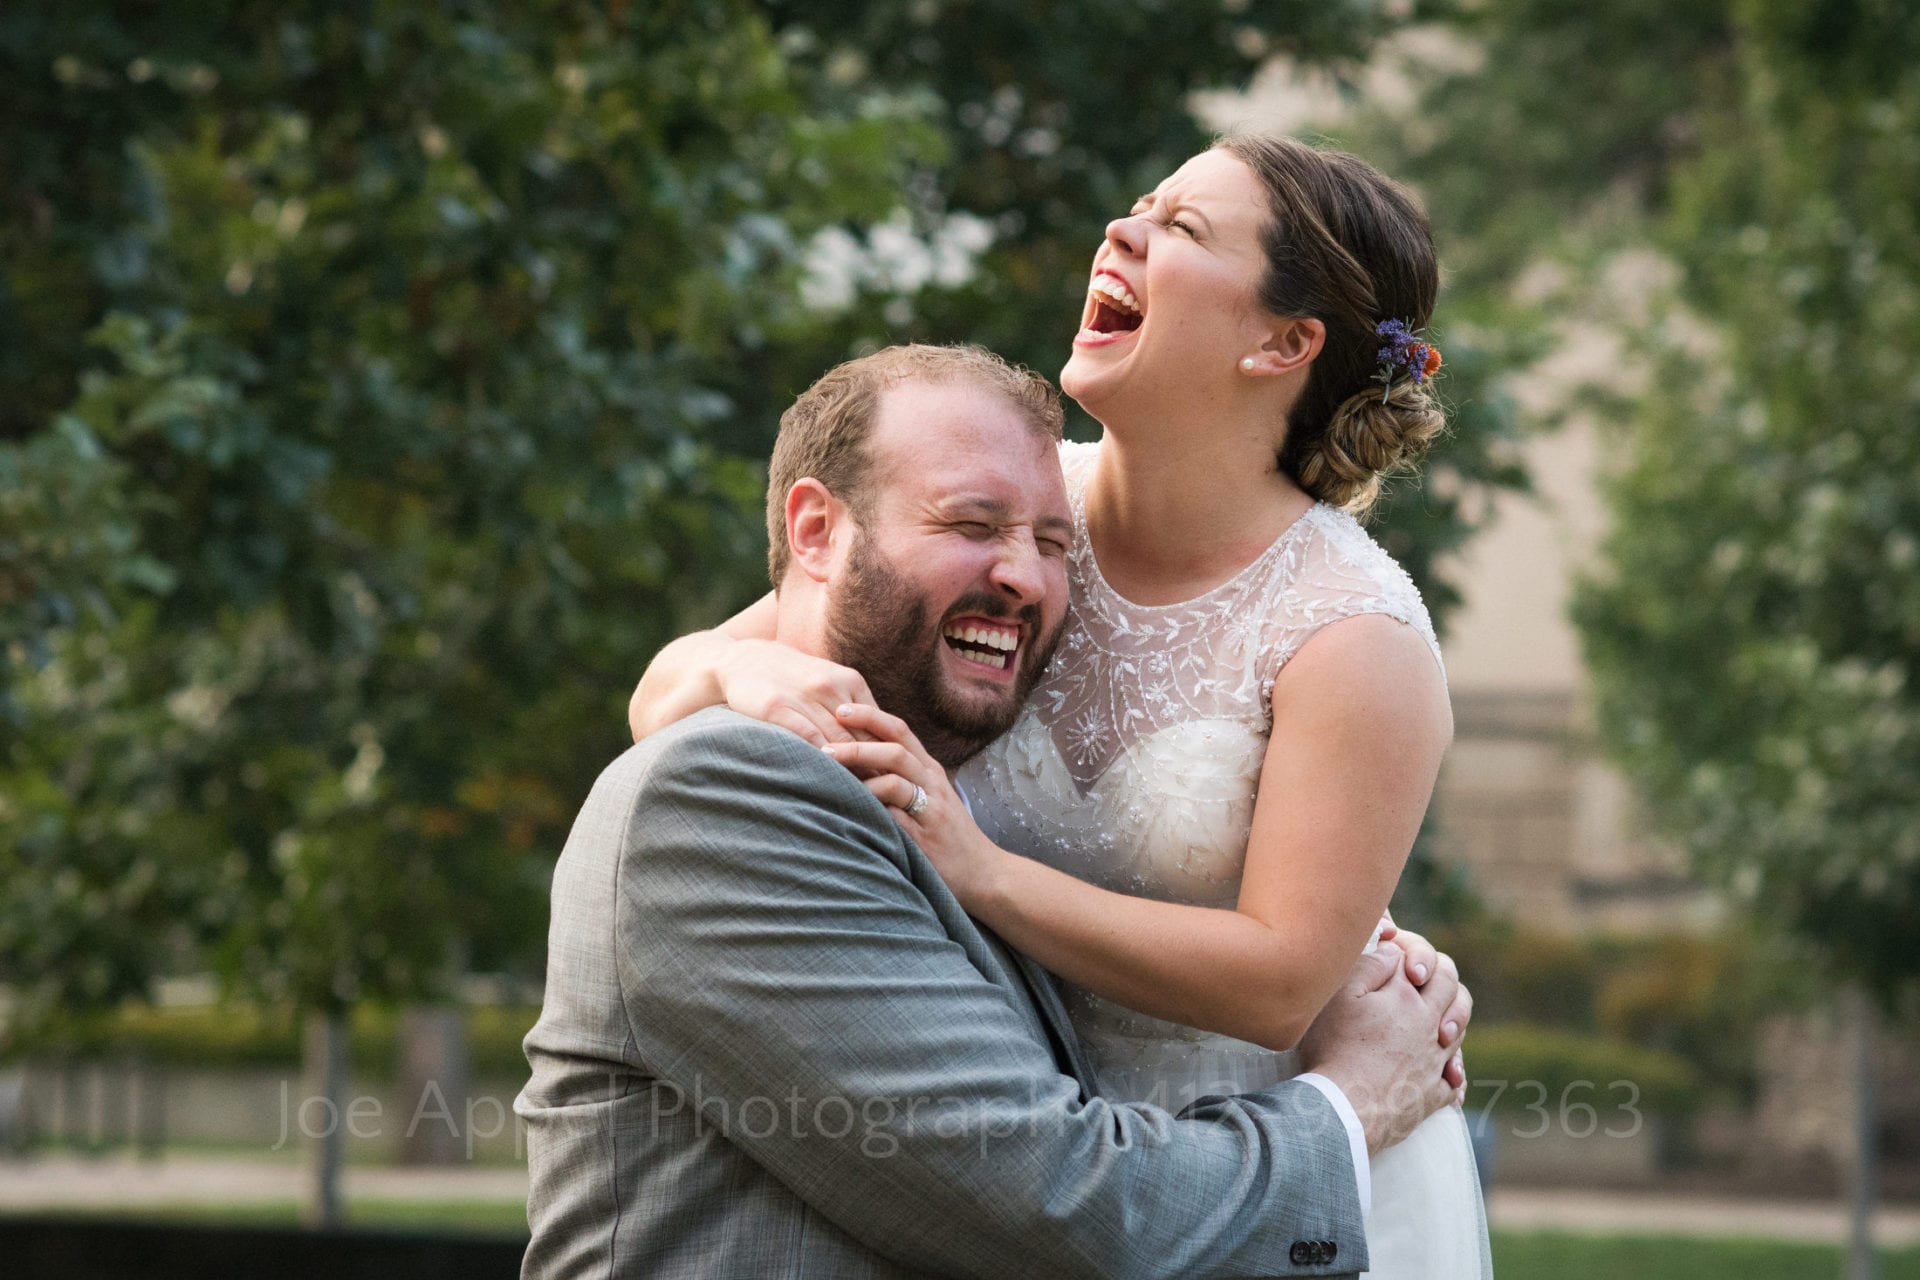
[1085,422,1313,604]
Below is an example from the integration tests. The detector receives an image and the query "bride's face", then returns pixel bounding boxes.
[1061,149,1279,418]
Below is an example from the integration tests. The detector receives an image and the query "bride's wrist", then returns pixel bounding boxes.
[963,840,1021,922]
[706,634,753,701]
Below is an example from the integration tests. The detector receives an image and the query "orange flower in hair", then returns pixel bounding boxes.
[1373,319,1443,401]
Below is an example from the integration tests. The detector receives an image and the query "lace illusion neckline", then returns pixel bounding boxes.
[1070,461,1325,614]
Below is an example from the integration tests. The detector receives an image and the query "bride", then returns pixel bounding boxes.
[628,134,1491,1278]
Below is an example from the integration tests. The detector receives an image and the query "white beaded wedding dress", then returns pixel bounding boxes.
[958,440,1492,1278]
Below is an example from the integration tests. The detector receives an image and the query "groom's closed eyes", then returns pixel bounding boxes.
[936,495,1073,557]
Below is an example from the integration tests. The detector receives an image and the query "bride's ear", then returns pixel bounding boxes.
[1240,317,1326,377]
[785,478,847,584]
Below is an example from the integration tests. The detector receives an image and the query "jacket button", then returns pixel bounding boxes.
[1289,1241,1312,1265]
[1321,1240,1338,1263]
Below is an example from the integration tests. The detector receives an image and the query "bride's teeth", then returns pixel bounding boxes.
[1090,275,1141,315]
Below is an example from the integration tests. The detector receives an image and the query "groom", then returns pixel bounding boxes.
[517,344,1471,1279]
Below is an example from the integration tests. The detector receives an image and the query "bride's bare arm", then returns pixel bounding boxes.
[831,612,1451,1054]
[627,594,776,740]
[627,593,878,746]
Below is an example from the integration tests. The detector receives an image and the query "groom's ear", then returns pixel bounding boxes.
[785,478,848,585]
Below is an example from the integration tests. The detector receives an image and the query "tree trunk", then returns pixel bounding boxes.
[303,1010,348,1229]
[1845,987,1878,1280]
[398,1004,470,1166]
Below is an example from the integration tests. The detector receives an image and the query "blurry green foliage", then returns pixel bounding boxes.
[7,1001,540,1081]
[1467,1023,1700,1119]
[1549,0,1920,1001]
[1,0,938,1025]
[1435,922,1803,1104]
[1359,0,1920,995]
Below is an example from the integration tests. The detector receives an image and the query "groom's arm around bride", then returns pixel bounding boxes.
[516,708,1467,1280]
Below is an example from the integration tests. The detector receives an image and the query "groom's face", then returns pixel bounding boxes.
[823,380,1071,767]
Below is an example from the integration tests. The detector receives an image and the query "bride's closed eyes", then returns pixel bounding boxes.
[1129,193,1205,238]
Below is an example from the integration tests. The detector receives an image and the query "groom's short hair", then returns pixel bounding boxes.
[765,344,1065,588]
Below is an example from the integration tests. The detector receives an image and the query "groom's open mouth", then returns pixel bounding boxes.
[1075,270,1143,347]
[940,614,1022,677]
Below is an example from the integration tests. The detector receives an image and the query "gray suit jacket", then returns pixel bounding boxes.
[517,708,1366,1278]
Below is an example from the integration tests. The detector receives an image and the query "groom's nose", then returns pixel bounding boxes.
[988,532,1047,605]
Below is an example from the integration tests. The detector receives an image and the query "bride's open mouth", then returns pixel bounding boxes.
[940,614,1022,679]
[1074,271,1143,347]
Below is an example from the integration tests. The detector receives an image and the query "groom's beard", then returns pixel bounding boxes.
[825,532,1061,768]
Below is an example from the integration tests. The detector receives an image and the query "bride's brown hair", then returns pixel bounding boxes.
[1215,134,1444,516]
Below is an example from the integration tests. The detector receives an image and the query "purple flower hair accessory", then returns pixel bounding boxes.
[1373,319,1443,402]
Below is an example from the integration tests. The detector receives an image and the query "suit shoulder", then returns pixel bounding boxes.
[643,705,837,776]
[607,707,874,817]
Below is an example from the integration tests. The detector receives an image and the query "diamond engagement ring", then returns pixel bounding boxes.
[904,784,930,818]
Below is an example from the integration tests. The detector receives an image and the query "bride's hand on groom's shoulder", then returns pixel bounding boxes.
[714,639,881,747]
[821,703,1008,908]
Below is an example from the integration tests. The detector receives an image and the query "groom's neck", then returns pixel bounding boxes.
[770,580,832,662]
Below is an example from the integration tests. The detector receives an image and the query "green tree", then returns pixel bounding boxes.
[1349,5,1915,1264]
[1574,0,1920,1004]
[1523,3,1918,1273]
[1,0,938,1214]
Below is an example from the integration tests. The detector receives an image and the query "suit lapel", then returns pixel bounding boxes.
[977,925,1098,1100]
[896,813,1098,1099]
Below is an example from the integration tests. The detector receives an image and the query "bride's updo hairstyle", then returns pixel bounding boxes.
[1216,134,1444,516]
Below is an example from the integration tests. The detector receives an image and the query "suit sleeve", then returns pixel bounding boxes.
[614,717,1367,1279]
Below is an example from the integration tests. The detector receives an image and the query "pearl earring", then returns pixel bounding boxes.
[1240,357,1257,373]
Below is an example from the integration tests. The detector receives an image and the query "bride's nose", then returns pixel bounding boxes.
[1103,215,1148,259]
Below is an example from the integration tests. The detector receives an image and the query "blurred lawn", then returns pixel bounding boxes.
[1492,1230,1920,1278]
[16,1199,530,1237]
[17,1202,1920,1276]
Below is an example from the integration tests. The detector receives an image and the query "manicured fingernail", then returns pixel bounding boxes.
[1413,964,1429,982]
[837,704,856,717]
[1443,1020,1460,1043]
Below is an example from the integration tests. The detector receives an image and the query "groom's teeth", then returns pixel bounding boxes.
[943,622,1018,648]
[943,621,1018,669]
